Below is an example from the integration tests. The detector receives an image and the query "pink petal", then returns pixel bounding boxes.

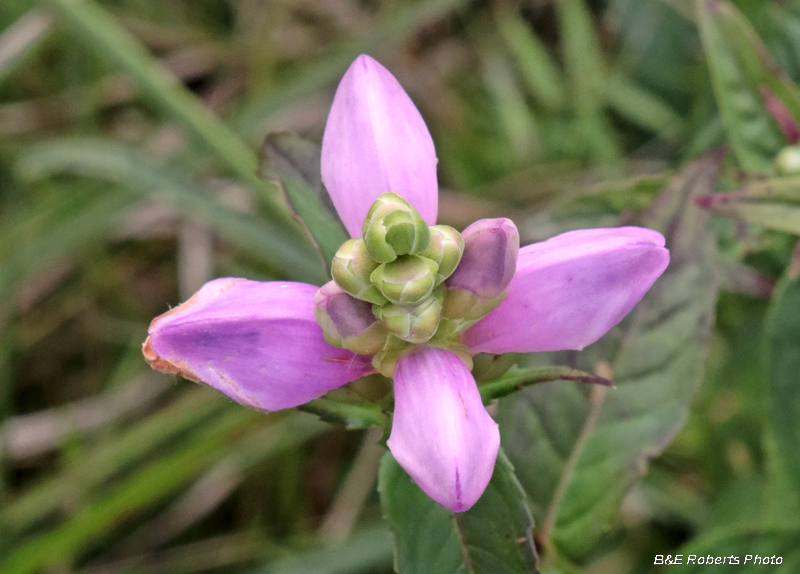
[462,227,670,354]
[144,278,374,411]
[387,347,500,512]
[321,54,438,237]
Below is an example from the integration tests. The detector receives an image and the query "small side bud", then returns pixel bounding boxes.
[374,288,443,344]
[314,281,388,355]
[419,225,464,285]
[371,255,439,306]
[774,145,800,176]
[446,218,519,300]
[363,192,430,263]
[331,238,387,305]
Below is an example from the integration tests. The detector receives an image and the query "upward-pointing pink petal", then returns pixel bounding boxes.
[321,55,438,236]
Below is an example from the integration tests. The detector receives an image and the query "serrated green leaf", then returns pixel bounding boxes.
[673,526,800,573]
[379,449,539,574]
[766,273,800,496]
[258,132,348,272]
[698,0,800,172]
[498,150,721,561]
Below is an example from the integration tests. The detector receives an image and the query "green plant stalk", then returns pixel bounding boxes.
[478,366,613,404]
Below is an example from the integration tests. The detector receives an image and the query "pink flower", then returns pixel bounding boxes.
[144,55,669,513]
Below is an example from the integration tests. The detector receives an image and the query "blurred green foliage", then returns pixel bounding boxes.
[2,0,800,572]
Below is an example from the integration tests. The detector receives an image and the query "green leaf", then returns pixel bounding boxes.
[16,139,326,284]
[46,0,262,189]
[673,525,800,573]
[0,390,225,535]
[481,40,541,162]
[0,185,137,298]
[556,0,622,163]
[258,132,348,272]
[694,176,800,234]
[603,73,683,136]
[495,12,566,112]
[766,272,800,496]
[478,366,612,404]
[230,0,471,139]
[379,449,539,574]
[498,149,721,561]
[259,525,393,574]
[0,410,328,574]
[698,0,800,172]
[0,9,53,85]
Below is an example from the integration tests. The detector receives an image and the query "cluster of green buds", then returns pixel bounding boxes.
[314,192,519,376]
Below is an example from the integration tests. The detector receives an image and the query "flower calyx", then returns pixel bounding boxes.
[317,194,520,377]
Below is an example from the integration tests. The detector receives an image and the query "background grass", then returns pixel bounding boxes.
[2,0,800,572]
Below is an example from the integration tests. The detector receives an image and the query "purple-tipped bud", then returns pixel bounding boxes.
[446,218,519,300]
[314,281,388,355]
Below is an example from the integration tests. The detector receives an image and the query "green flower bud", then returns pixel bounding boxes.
[371,255,439,306]
[331,238,387,305]
[362,192,430,263]
[774,145,800,175]
[419,225,464,285]
[314,281,388,355]
[373,288,443,344]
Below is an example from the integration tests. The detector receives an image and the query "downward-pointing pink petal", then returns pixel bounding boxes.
[144,279,374,411]
[462,227,669,354]
[387,347,499,512]
[321,54,438,236]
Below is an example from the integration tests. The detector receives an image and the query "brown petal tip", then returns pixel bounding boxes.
[142,337,202,383]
